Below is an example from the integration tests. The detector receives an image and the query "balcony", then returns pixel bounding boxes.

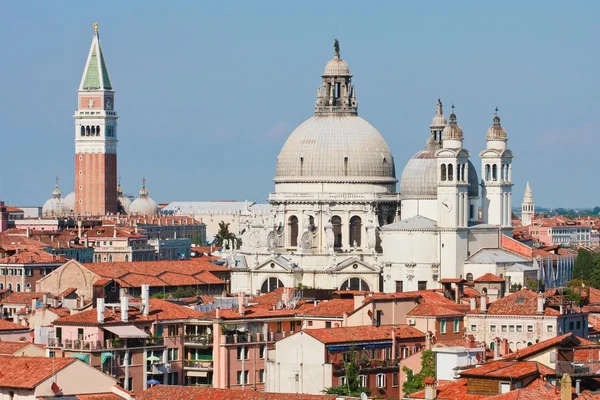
[148,362,172,375]
[184,335,212,346]
[184,358,213,369]
[556,360,600,377]
[333,358,400,373]
[47,337,165,351]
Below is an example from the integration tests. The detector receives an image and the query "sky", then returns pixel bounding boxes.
[0,1,598,208]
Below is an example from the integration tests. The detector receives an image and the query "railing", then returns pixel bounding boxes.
[221,331,295,344]
[184,335,212,346]
[184,359,213,369]
[333,358,400,372]
[556,360,600,377]
[47,337,165,351]
[268,192,400,202]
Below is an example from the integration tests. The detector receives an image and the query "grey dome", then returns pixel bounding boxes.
[129,196,158,216]
[274,115,397,184]
[118,195,131,214]
[400,146,479,198]
[324,56,350,76]
[63,192,75,214]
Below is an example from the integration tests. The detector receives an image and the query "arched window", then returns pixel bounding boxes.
[26,283,31,290]
[485,164,491,181]
[441,164,447,181]
[261,277,284,294]
[466,273,473,282]
[461,164,466,182]
[448,164,454,181]
[125,255,129,262]
[96,125,101,136]
[7,283,12,290]
[16,283,21,292]
[332,216,342,248]
[527,342,533,346]
[340,278,370,291]
[0,283,3,290]
[86,126,91,136]
[108,254,113,262]
[457,163,461,181]
[492,164,498,181]
[344,157,348,176]
[91,126,96,135]
[80,126,85,136]
[490,342,495,350]
[288,216,298,247]
[349,216,362,247]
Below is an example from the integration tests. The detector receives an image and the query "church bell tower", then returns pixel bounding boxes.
[74,23,118,216]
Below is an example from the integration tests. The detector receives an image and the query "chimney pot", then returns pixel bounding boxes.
[97,298,105,324]
[480,295,487,313]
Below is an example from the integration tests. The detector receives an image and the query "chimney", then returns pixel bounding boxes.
[500,338,510,356]
[79,295,85,309]
[26,227,30,238]
[216,307,221,319]
[537,293,544,315]
[480,295,487,313]
[52,297,59,308]
[343,312,348,327]
[31,298,37,311]
[560,374,572,400]
[391,327,397,361]
[84,235,89,248]
[77,220,82,239]
[120,290,129,323]
[424,378,437,400]
[425,331,433,350]
[494,337,501,359]
[470,297,476,311]
[97,298,105,323]
[141,284,150,316]
[238,292,246,316]
[42,293,50,306]
[575,379,581,395]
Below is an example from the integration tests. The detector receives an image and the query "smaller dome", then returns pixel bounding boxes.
[118,195,132,214]
[486,114,507,140]
[129,178,158,216]
[63,192,75,214]
[324,56,350,76]
[42,197,62,217]
[442,113,463,140]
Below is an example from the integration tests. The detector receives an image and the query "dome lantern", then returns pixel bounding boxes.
[315,39,358,116]
[486,108,507,142]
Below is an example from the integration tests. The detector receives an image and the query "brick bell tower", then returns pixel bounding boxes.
[74,22,118,216]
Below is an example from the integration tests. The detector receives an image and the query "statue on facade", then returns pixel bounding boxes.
[334,39,340,57]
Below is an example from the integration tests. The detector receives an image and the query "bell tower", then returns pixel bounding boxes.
[480,110,513,227]
[74,23,118,216]
[521,182,534,226]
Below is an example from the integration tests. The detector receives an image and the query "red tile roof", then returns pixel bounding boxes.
[0,248,63,264]
[76,394,125,400]
[136,385,340,400]
[304,324,424,344]
[474,273,506,283]
[502,333,582,360]
[0,356,75,388]
[57,287,77,298]
[468,289,560,316]
[407,302,465,317]
[0,341,37,355]
[460,360,554,379]
[408,378,484,400]
[249,288,285,308]
[69,259,229,288]
[300,299,354,317]
[486,378,559,399]
[0,292,51,306]
[54,298,205,326]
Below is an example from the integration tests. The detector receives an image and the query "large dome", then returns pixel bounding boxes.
[400,147,479,198]
[129,179,158,216]
[274,115,396,184]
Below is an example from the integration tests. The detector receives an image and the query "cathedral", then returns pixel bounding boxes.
[227,40,518,295]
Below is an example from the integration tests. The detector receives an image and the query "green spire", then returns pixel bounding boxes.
[81,23,112,91]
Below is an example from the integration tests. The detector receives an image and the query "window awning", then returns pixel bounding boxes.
[187,371,208,377]
[101,352,113,364]
[69,353,90,364]
[104,325,149,339]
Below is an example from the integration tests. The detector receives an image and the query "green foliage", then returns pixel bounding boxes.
[214,221,241,248]
[510,283,522,292]
[573,249,600,289]
[323,351,370,397]
[525,278,545,292]
[402,349,435,396]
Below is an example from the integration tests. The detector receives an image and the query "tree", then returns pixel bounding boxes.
[574,248,595,282]
[323,351,370,397]
[402,349,436,395]
[214,221,241,248]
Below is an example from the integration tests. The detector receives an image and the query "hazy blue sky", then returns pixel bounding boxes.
[1,1,598,208]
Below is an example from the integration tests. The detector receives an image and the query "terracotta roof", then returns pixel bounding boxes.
[0,319,32,332]
[439,278,466,284]
[194,270,227,285]
[474,273,506,283]
[487,379,560,399]
[0,292,50,306]
[0,356,75,388]
[0,234,47,251]
[460,360,554,379]
[136,384,340,400]
[468,289,560,316]
[56,287,77,298]
[300,299,354,317]
[502,333,582,360]
[409,378,484,400]
[54,298,204,326]
[304,324,424,344]
[76,394,125,400]
[0,248,63,264]
[407,302,465,317]
[250,288,285,308]
[5,206,23,213]
[0,341,36,355]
